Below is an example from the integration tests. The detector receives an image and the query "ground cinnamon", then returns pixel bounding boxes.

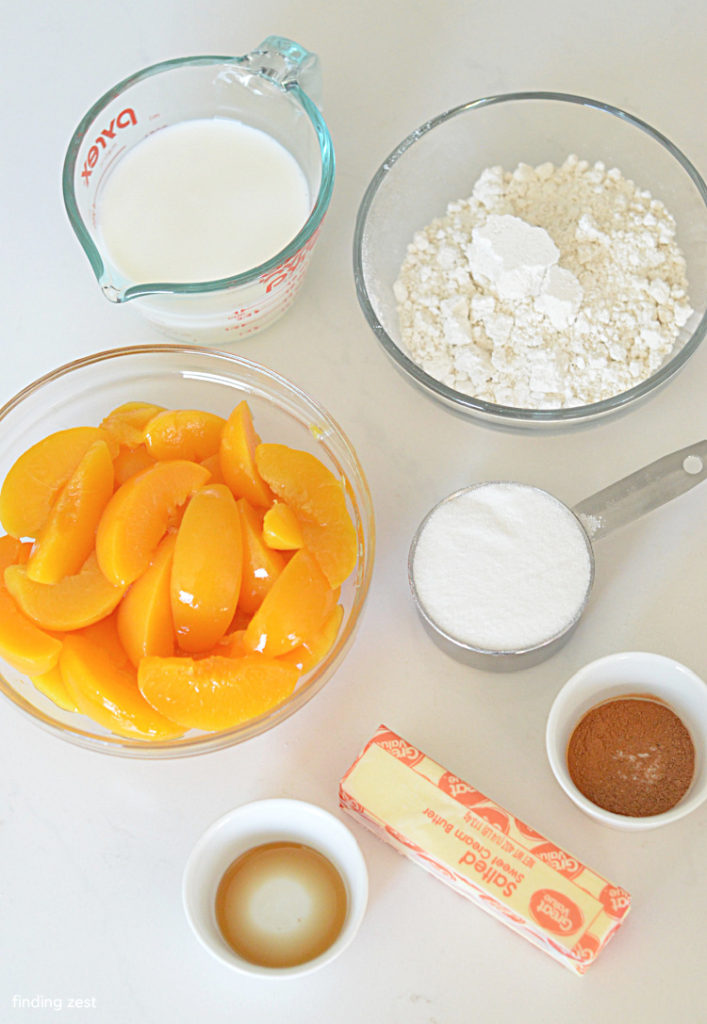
[567,696,695,817]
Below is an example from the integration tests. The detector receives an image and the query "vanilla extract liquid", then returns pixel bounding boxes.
[215,841,347,968]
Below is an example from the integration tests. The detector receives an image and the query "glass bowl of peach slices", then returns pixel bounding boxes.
[0,346,374,757]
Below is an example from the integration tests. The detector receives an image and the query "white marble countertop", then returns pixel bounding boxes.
[2,1,706,1021]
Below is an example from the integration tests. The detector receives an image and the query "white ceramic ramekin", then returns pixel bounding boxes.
[546,652,707,830]
[182,799,368,977]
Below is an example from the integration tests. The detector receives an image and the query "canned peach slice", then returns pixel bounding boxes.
[26,440,114,584]
[60,634,184,740]
[117,532,177,666]
[100,402,165,449]
[96,459,210,586]
[138,653,299,731]
[75,610,131,664]
[171,484,242,654]
[199,452,225,484]
[0,534,31,572]
[262,500,304,550]
[279,604,344,673]
[219,401,273,508]
[144,408,225,462]
[213,628,248,658]
[243,547,338,657]
[255,444,357,587]
[0,537,61,674]
[112,444,155,487]
[30,664,78,713]
[0,426,115,539]
[0,586,62,676]
[237,498,284,615]
[5,551,125,632]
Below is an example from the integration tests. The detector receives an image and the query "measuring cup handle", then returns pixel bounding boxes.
[242,36,323,107]
[573,439,707,541]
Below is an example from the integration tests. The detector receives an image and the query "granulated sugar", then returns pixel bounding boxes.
[394,156,693,409]
[411,483,593,652]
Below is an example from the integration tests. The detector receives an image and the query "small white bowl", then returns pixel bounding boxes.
[546,652,707,830]
[182,799,368,977]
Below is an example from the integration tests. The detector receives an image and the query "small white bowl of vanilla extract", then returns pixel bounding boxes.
[183,799,368,977]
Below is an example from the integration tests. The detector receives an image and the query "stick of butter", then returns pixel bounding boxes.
[339,725,630,975]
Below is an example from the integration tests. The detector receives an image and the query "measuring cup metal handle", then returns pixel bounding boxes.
[573,439,707,542]
[243,36,323,106]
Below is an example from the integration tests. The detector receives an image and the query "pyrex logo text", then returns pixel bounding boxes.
[81,108,137,185]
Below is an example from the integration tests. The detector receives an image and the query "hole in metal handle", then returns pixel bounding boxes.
[682,454,704,475]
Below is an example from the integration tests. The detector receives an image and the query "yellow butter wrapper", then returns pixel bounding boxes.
[339,725,630,975]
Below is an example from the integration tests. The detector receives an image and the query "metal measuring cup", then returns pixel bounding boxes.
[408,440,707,671]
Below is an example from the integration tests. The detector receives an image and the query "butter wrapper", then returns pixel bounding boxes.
[339,725,630,975]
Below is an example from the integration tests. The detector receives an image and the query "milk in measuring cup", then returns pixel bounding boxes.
[97,118,311,283]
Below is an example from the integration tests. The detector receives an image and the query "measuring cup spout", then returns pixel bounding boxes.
[101,283,123,303]
[241,36,323,108]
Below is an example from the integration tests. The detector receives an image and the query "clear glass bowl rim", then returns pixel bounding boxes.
[62,55,336,302]
[353,90,707,425]
[0,344,374,758]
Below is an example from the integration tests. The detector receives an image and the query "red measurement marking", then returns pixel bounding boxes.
[259,227,321,292]
[81,108,137,185]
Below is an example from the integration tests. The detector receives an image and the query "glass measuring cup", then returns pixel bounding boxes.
[62,36,335,341]
[409,440,707,670]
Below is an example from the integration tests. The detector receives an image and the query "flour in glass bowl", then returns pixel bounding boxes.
[394,155,694,409]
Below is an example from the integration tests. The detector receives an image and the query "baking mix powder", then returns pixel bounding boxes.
[394,155,693,408]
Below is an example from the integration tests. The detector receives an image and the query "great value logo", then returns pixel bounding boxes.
[81,108,137,185]
[529,888,584,935]
[599,883,631,919]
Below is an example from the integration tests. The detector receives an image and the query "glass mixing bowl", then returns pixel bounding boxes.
[353,92,707,429]
[0,346,374,757]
